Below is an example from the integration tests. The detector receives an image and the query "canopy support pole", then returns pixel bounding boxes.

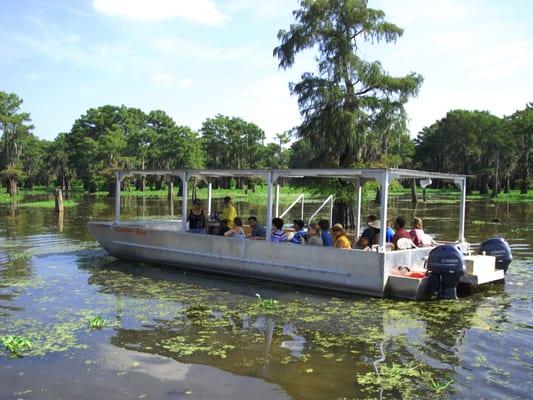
[379,172,389,250]
[180,172,189,232]
[355,178,362,237]
[275,183,280,217]
[266,172,274,241]
[115,171,122,224]
[207,181,212,217]
[458,177,466,242]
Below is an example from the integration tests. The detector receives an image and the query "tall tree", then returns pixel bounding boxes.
[274,0,422,224]
[0,91,34,195]
[508,103,532,194]
[274,0,422,168]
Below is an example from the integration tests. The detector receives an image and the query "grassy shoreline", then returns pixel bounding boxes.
[0,186,531,207]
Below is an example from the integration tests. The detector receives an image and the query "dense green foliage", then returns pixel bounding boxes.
[0,2,530,199]
[0,92,40,195]
[414,106,532,195]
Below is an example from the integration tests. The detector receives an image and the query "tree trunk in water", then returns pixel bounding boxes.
[479,174,489,195]
[54,189,64,213]
[504,174,510,193]
[155,176,163,191]
[332,200,348,228]
[423,188,427,202]
[167,178,174,201]
[108,181,116,197]
[491,156,499,198]
[7,178,17,197]
[410,179,418,203]
[191,178,197,201]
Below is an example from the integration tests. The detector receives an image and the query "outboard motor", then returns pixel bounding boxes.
[479,237,512,273]
[426,245,465,300]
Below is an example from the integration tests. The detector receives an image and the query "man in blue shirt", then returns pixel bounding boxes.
[318,219,333,247]
[290,219,306,244]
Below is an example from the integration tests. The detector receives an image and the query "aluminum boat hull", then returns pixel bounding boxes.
[88,220,502,300]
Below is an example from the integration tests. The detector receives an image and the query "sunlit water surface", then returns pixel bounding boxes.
[0,193,531,399]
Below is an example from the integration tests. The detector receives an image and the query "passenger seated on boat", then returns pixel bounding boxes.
[332,223,351,249]
[318,219,333,247]
[386,219,395,243]
[355,236,370,251]
[187,199,207,234]
[222,196,237,228]
[247,216,266,239]
[392,217,411,250]
[409,217,425,247]
[224,217,246,239]
[270,217,287,242]
[361,215,380,246]
[289,219,306,244]
[216,219,231,236]
[305,223,323,246]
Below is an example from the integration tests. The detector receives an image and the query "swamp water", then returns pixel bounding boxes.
[0,194,531,399]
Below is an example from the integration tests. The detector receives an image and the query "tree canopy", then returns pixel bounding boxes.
[274,0,422,168]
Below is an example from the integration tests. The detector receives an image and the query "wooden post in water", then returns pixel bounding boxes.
[167,177,174,201]
[55,188,64,213]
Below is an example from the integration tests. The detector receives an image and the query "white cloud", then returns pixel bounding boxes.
[179,79,192,87]
[92,0,227,24]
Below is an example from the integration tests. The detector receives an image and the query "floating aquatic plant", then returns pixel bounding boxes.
[8,252,32,262]
[88,316,105,329]
[1,335,32,357]
[427,377,454,394]
[255,293,280,311]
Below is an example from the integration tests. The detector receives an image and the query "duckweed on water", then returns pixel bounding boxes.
[88,315,105,329]
[8,252,32,262]
[255,293,280,311]
[160,335,236,359]
[1,335,32,357]
[356,361,454,399]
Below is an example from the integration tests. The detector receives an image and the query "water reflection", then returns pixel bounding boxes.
[0,194,531,400]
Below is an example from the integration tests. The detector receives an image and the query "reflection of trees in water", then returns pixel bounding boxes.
[86,260,500,399]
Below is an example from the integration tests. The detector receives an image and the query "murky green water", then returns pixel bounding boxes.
[0,193,531,399]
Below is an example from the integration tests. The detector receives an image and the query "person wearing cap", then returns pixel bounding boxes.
[409,217,425,247]
[361,215,380,247]
[332,223,351,249]
[289,219,306,244]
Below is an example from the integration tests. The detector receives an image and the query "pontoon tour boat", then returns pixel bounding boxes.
[88,168,512,300]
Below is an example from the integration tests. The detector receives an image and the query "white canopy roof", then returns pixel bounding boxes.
[119,168,466,182]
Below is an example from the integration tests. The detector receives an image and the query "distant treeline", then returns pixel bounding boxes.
[0,90,531,196]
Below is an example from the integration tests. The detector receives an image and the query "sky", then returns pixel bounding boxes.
[1,0,532,142]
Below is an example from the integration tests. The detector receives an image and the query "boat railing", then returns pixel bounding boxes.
[308,195,334,224]
[278,194,305,220]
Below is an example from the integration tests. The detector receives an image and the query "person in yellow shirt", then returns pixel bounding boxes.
[332,223,352,249]
[221,196,237,227]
